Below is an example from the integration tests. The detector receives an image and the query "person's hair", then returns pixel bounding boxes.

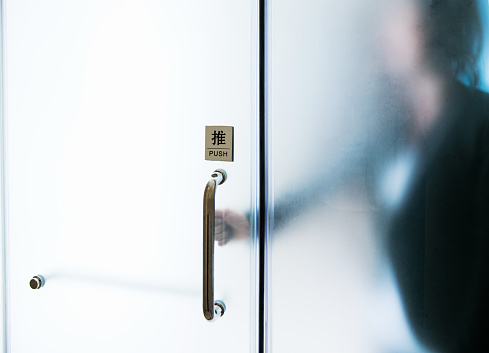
[421,0,483,86]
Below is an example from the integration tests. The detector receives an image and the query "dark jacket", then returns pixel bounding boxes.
[388,82,489,352]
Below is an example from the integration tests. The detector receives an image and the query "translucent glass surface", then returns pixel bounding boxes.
[4,1,254,352]
[269,0,489,352]
[1,2,5,350]
[480,0,489,89]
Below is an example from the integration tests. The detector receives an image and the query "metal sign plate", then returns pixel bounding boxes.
[205,126,234,161]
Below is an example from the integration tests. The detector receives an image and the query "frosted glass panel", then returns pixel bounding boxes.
[4,1,255,352]
[269,0,489,352]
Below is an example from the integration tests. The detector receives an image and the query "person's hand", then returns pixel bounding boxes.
[215,209,250,246]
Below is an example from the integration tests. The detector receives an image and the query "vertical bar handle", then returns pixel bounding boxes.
[203,169,227,321]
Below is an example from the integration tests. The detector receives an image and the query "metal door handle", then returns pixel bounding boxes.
[203,169,227,321]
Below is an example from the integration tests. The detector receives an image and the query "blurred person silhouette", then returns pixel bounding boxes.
[216,0,489,351]
[373,0,489,351]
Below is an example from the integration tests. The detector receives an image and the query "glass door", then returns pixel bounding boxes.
[267,0,489,352]
[5,1,489,352]
[2,1,257,352]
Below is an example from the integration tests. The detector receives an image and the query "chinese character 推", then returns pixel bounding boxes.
[211,130,226,145]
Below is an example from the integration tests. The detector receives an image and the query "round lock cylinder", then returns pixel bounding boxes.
[30,275,45,289]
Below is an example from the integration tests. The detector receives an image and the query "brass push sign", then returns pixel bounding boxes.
[205,126,234,161]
